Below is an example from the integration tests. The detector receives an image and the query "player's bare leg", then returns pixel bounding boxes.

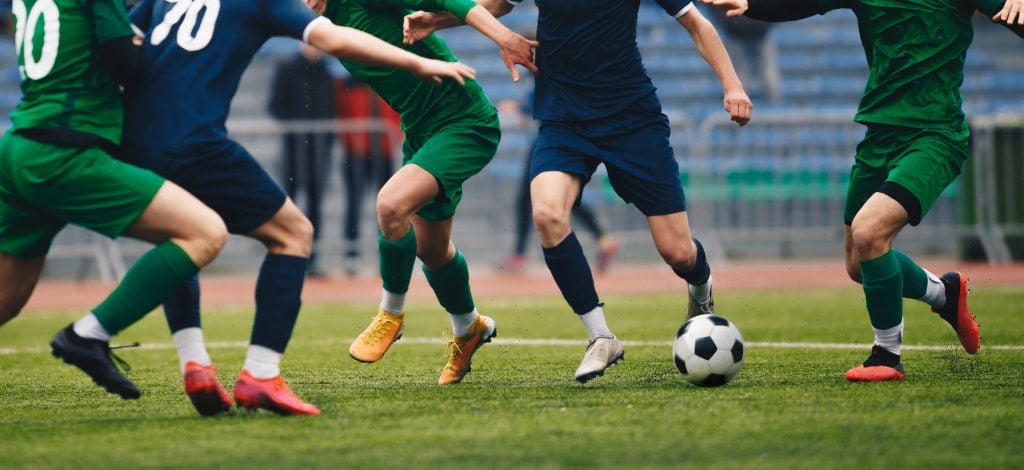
[647,212,714,319]
[53,182,227,399]
[349,165,438,363]
[0,254,45,327]
[228,199,319,416]
[532,171,622,382]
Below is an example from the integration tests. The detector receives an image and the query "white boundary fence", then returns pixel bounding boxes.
[29,110,1024,280]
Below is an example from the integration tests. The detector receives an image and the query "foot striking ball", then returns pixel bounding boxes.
[673,314,744,387]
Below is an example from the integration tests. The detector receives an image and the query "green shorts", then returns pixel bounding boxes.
[844,124,969,226]
[0,132,165,257]
[403,114,500,221]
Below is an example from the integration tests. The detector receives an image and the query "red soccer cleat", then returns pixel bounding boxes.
[933,272,980,354]
[846,345,906,382]
[183,362,232,416]
[233,370,320,416]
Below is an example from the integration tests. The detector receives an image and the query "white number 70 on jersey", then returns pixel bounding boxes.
[150,0,221,52]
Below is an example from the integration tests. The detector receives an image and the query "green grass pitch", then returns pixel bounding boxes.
[1,287,1023,468]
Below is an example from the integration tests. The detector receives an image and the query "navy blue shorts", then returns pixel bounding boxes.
[120,140,286,234]
[530,93,685,216]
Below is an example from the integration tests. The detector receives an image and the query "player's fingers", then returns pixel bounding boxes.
[524,60,539,75]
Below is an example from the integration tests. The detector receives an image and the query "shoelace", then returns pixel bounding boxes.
[365,317,398,345]
[695,300,715,316]
[442,331,463,361]
[106,342,140,372]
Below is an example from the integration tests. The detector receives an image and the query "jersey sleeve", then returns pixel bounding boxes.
[91,0,135,43]
[263,0,326,42]
[128,0,156,36]
[356,0,478,21]
[653,0,694,18]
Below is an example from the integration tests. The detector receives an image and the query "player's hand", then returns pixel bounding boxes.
[993,0,1024,25]
[413,59,476,87]
[499,32,539,82]
[305,0,327,15]
[698,0,748,18]
[404,11,440,45]
[724,88,752,126]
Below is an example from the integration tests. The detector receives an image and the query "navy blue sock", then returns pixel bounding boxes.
[673,238,711,285]
[163,274,200,333]
[249,254,308,353]
[543,232,600,314]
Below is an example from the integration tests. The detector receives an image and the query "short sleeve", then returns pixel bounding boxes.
[91,0,134,43]
[970,0,1006,17]
[653,0,694,18]
[816,0,854,13]
[128,0,155,35]
[263,0,322,42]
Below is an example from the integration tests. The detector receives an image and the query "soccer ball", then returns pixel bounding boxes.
[673,314,744,387]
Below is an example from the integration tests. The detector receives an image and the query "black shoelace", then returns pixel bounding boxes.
[106,342,140,372]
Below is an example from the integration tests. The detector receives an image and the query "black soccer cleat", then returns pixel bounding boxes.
[50,325,141,399]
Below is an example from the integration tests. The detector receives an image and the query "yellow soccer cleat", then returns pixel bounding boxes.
[349,309,404,363]
[438,315,497,385]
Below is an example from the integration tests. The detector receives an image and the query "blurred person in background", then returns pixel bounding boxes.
[334,76,400,276]
[269,44,336,277]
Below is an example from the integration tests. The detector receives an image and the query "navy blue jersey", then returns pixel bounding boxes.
[516,0,693,122]
[123,0,325,149]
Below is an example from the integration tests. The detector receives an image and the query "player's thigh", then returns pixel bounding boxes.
[377,163,445,218]
[0,253,45,323]
[530,171,584,224]
[405,118,500,221]
[123,181,226,248]
[246,198,314,256]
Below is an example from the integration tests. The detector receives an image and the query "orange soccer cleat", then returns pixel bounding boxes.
[183,362,232,416]
[933,272,980,354]
[438,315,497,385]
[349,309,404,363]
[233,370,320,416]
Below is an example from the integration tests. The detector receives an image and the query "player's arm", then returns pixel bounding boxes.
[676,6,752,126]
[391,0,535,81]
[697,0,841,22]
[306,20,476,86]
[404,0,518,42]
[980,0,1024,38]
[93,0,143,88]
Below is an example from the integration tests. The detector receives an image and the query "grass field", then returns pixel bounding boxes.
[1,287,1023,468]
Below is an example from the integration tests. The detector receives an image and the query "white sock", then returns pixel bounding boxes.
[873,321,904,356]
[920,271,946,310]
[73,313,111,342]
[579,305,614,341]
[380,289,406,315]
[449,309,479,337]
[172,327,212,373]
[688,275,712,304]
[243,345,282,379]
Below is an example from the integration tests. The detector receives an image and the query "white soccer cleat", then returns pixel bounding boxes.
[574,336,624,383]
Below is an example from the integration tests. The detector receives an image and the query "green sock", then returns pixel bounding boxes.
[93,241,199,335]
[892,249,927,300]
[423,250,475,315]
[859,251,903,330]
[379,228,417,295]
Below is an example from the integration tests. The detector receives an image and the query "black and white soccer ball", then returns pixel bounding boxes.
[673,314,744,387]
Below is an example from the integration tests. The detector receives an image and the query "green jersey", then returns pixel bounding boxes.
[324,0,496,136]
[9,0,133,145]
[818,0,1005,131]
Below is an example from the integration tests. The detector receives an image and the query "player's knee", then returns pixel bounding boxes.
[658,241,696,270]
[849,220,888,260]
[845,256,863,284]
[180,209,227,267]
[275,213,314,257]
[375,197,408,236]
[531,202,568,234]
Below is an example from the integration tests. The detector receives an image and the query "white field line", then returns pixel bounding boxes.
[2,337,1023,356]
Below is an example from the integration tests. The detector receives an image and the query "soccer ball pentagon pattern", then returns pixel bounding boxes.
[673,314,744,387]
